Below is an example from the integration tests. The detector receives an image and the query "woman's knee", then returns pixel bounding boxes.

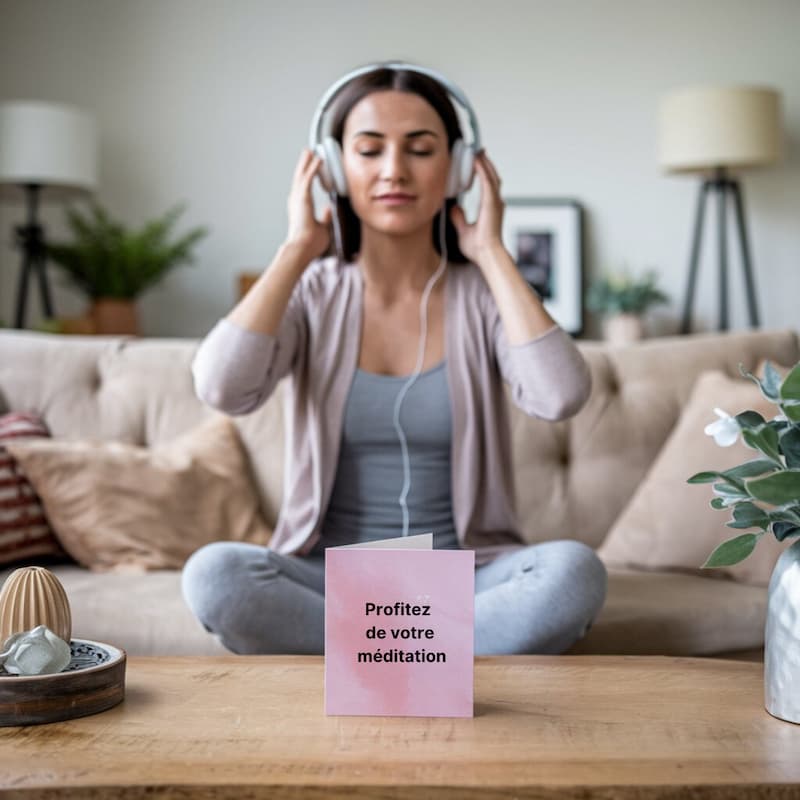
[520,539,607,623]
[181,541,275,628]
[552,540,607,604]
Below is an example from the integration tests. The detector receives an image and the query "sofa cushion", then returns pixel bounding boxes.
[0,564,229,656]
[0,411,69,566]
[510,328,800,550]
[1,328,798,553]
[597,369,787,586]
[0,563,765,658]
[565,567,767,656]
[0,331,287,529]
[4,415,272,573]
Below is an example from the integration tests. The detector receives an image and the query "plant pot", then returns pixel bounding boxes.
[602,313,644,345]
[764,537,800,724]
[91,298,139,336]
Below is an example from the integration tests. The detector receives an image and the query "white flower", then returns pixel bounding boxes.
[704,407,740,447]
[773,412,788,422]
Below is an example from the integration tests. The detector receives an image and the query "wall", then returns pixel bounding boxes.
[0,0,798,337]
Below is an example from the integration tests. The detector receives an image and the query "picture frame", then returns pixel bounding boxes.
[501,198,584,336]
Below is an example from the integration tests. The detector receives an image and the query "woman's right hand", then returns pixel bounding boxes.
[284,147,334,262]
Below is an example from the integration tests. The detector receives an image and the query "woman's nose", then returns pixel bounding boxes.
[379,147,410,181]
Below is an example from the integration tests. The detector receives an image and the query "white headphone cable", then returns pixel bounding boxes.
[393,202,449,536]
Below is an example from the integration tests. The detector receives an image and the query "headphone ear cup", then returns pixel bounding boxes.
[319,137,348,196]
[459,145,476,194]
[446,138,476,198]
[445,138,464,198]
[313,143,333,193]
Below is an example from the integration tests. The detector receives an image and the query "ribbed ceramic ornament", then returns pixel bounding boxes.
[0,566,72,645]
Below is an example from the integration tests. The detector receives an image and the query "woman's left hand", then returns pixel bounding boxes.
[449,149,506,266]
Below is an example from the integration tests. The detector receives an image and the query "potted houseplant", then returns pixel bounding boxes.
[45,201,209,335]
[688,360,800,724]
[586,269,669,345]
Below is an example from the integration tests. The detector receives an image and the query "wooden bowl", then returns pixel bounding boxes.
[0,638,126,726]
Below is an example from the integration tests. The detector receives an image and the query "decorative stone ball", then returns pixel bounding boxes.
[0,566,72,645]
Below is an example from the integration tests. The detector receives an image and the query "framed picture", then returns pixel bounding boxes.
[501,198,583,336]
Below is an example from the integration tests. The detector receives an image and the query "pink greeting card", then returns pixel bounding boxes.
[324,534,475,717]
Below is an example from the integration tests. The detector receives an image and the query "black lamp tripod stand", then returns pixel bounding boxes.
[680,166,760,333]
[13,183,55,329]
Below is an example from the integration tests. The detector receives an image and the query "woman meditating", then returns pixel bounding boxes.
[182,61,607,655]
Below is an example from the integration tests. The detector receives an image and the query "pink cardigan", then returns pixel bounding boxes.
[191,256,591,566]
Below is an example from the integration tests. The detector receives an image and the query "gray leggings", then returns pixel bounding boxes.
[181,539,607,656]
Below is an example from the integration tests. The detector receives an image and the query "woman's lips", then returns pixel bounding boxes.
[375,195,416,205]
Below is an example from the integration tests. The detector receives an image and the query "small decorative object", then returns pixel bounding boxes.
[688,360,800,723]
[44,201,209,335]
[501,198,583,335]
[586,268,669,345]
[0,637,126,726]
[0,625,71,676]
[0,565,72,644]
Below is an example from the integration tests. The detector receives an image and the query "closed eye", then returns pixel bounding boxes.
[359,151,434,157]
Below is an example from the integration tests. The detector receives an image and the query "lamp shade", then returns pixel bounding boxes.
[0,100,97,202]
[658,86,782,174]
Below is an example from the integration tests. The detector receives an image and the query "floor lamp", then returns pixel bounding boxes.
[658,86,783,333]
[0,101,97,328]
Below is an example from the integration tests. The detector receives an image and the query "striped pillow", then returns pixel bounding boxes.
[0,412,68,566]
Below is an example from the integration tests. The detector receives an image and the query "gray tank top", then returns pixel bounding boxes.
[310,359,459,554]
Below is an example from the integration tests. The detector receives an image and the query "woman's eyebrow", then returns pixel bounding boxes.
[352,129,439,139]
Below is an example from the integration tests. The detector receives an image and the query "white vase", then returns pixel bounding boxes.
[602,313,644,346]
[764,537,800,724]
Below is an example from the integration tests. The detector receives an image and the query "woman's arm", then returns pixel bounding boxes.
[227,239,311,335]
[477,241,558,344]
[191,240,312,415]
[477,242,591,421]
[192,149,334,415]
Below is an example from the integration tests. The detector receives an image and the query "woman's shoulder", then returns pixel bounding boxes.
[296,254,359,303]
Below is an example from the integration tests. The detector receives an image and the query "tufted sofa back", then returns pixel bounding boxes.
[1,327,797,549]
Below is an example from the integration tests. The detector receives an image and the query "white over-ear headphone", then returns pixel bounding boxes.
[308,60,482,199]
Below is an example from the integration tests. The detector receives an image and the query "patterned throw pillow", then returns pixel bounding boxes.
[0,412,68,566]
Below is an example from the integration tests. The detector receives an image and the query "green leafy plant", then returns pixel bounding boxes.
[688,361,800,568]
[586,269,669,317]
[45,201,209,300]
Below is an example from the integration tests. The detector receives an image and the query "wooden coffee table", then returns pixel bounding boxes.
[1,655,799,798]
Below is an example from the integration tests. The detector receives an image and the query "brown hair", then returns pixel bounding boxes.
[323,66,469,264]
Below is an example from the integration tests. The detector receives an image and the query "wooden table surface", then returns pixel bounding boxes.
[1,655,799,799]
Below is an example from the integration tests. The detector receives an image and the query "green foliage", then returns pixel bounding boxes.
[688,360,800,569]
[45,201,209,300]
[586,268,669,317]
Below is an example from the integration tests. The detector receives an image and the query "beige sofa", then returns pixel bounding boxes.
[1,326,797,659]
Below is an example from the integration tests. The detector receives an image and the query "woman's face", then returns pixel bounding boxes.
[341,90,451,236]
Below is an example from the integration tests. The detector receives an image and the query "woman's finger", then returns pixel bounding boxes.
[301,155,324,187]
[474,153,492,187]
[480,152,501,191]
[474,152,496,191]
[294,148,313,180]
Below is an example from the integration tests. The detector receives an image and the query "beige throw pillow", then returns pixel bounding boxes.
[597,368,789,586]
[4,415,272,573]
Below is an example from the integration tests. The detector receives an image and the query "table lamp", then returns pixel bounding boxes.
[658,86,783,333]
[0,101,98,328]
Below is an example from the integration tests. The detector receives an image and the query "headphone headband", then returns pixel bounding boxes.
[308,61,481,153]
